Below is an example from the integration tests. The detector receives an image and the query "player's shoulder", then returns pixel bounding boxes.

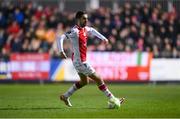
[71,25,79,32]
[66,26,78,35]
[85,26,93,31]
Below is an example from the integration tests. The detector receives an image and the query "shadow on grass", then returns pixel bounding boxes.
[0,107,63,110]
[0,107,108,110]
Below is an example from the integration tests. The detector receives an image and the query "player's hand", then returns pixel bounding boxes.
[60,52,67,59]
[103,39,109,45]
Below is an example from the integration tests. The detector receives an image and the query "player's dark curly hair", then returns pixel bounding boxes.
[75,11,86,19]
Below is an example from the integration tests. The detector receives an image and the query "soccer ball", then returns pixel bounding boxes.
[108,101,120,109]
[108,98,121,109]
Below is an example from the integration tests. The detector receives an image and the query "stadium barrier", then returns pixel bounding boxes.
[87,52,152,81]
[150,59,180,81]
[1,52,180,82]
[10,53,50,80]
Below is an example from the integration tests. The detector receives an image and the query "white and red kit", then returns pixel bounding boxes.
[56,25,107,76]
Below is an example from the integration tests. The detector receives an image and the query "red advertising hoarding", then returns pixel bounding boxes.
[10,53,50,80]
[87,52,152,81]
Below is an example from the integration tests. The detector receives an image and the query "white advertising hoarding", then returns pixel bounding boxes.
[150,59,180,81]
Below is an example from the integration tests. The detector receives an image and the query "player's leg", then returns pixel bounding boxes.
[89,72,125,105]
[60,73,88,107]
[88,72,115,99]
[62,73,88,97]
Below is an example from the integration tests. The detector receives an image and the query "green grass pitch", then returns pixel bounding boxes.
[0,83,180,118]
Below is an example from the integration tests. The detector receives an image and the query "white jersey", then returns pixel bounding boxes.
[56,25,107,63]
[56,25,107,75]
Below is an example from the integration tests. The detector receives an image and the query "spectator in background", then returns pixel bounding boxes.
[14,8,24,25]
[176,35,180,56]
[0,47,9,61]
[0,28,7,51]
[0,12,7,28]
[0,1,179,59]
[45,28,56,44]
[7,21,20,38]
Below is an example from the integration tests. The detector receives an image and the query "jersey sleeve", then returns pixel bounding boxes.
[56,30,75,53]
[87,27,107,40]
[56,33,67,53]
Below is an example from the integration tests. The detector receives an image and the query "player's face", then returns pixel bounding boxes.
[79,14,88,27]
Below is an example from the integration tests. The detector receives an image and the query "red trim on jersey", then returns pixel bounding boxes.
[78,26,87,62]
[72,52,74,61]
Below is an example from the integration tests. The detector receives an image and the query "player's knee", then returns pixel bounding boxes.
[82,79,89,86]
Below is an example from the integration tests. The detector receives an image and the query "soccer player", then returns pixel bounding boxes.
[56,11,124,107]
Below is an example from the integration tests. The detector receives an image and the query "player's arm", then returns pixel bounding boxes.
[88,27,109,45]
[56,34,68,59]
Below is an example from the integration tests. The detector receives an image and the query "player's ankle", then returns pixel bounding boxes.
[109,95,115,99]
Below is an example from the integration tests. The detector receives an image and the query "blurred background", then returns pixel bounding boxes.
[0,0,179,83]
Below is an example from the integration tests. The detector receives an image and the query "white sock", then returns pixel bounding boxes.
[104,88,115,99]
[64,84,78,98]
[98,84,115,99]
